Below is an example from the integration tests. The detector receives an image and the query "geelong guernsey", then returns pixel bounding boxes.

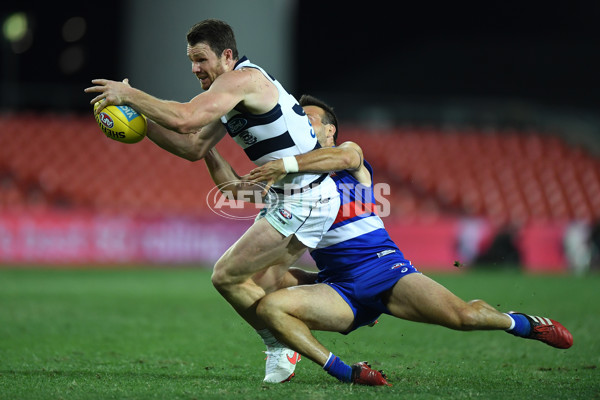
[311,160,403,280]
[220,56,323,191]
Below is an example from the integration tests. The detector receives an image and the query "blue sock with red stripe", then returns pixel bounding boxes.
[505,313,532,337]
[323,353,352,382]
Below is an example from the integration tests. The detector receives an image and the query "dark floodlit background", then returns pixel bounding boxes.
[1,0,599,272]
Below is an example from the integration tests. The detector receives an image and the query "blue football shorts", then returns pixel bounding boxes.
[318,253,420,333]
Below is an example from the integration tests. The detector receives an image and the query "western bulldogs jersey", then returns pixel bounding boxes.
[311,160,405,280]
[220,56,323,190]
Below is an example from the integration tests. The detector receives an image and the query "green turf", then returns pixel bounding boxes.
[0,267,598,399]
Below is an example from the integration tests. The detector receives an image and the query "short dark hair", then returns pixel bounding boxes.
[298,94,339,144]
[186,19,239,60]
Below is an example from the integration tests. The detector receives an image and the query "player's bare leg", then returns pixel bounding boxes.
[382,273,512,330]
[383,273,573,348]
[211,218,309,383]
[246,259,319,382]
[257,284,354,364]
[250,264,317,296]
[211,217,307,330]
[257,284,390,386]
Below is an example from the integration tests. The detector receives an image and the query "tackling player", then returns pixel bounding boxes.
[239,95,574,385]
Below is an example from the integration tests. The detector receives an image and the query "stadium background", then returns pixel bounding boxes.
[1,0,600,273]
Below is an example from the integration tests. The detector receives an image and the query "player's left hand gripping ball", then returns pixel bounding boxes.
[94,102,147,144]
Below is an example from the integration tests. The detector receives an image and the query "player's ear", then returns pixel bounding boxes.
[222,48,234,62]
[328,122,337,137]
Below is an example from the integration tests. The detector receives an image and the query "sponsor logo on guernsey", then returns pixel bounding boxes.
[115,105,139,121]
[228,118,248,134]
[278,208,292,220]
[239,131,258,145]
[98,112,114,128]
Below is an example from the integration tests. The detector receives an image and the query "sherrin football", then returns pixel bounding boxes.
[94,102,147,144]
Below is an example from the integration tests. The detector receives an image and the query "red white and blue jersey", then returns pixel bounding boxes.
[311,160,404,281]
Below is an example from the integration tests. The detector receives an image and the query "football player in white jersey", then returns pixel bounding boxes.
[85,19,339,383]
[226,95,573,385]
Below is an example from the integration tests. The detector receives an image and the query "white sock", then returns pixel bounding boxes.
[504,313,516,331]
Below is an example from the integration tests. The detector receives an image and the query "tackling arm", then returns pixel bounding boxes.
[295,142,363,172]
[243,141,369,192]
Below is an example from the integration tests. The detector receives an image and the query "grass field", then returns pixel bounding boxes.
[0,267,598,399]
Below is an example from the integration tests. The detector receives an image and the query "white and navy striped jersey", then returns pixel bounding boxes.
[311,160,405,280]
[220,56,322,190]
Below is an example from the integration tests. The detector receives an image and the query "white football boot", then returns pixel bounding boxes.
[263,345,301,383]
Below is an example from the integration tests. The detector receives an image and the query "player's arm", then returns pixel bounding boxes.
[203,147,266,202]
[244,141,370,191]
[296,141,363,172]
[86,74,245,133]
[204,147,239,190]
[146,120,226,161]
[85,70,264,159]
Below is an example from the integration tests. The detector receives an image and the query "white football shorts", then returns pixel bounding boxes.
[256,175,340,249]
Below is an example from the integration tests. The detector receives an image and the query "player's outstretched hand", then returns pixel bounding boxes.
[85,78,132,114]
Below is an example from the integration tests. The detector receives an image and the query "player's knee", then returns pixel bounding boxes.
[211,260,234,292]
[210,268,224,292]
[255,296,270,320]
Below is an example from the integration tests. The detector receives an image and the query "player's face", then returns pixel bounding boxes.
[187,42,228,90]
[304,105,335,148]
